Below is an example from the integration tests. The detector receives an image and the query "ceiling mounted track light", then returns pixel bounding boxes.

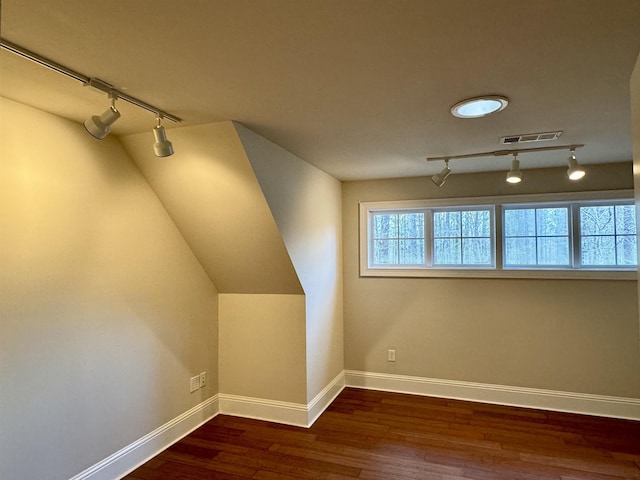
[0,38,181,155]
[84,93,121,139]
[153,116,174,157]
[426,144,585,187]
[431,159,451,187]
[505,153,522,184]
[567,148,586,181]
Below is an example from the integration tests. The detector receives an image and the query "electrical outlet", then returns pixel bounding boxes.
[199,371,207,388]
[387,349,396,362]
[190,375,200,393]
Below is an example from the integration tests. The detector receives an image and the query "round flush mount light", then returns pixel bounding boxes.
[451,95,509,118]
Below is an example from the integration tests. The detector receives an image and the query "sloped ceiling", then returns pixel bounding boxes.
[120,121,303,295]
[2,1,640,180]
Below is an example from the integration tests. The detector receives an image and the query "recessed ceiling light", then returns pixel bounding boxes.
[451,95,509,118]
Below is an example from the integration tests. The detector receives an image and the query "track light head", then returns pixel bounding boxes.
[152,117,174,157]
[431,160,451,187]
[567,149,585,180]
[84,95,120,139]
[506,155,522,184]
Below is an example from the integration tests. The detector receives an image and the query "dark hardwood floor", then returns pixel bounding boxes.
[124,388,640,479]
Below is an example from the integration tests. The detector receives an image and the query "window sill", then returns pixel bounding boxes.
[360,268,637,281]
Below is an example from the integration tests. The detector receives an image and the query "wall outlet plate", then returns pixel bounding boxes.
[190,375,200,393]
[387,349,396,362]
[199,371,207,388]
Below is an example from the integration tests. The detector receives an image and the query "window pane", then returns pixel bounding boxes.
[537,237,569,265]
[434,238,461,264]
[398,213,424,238]
[434,209,492,267]
[373,239,398,264]
[462,210,490,237]
[400,239,425,264]
[373,214,397,239]
[433,211,460,238]
[617,235,637,265]
[505,207,569,267]
[504,237,536,265]
[504,209,536,237]
[462,238,491,264]
[615,205,636,235]
[580,206,614,235]
[581,236,615,266]
[579,205,637,267]
[537,208,568,236]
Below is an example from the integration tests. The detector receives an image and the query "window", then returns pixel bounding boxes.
[371,211,425,265]
[367,206,495,269]
[503,206,570,267]
[579,204,637,267]
[432,209,493,266]
[360,191,636,279]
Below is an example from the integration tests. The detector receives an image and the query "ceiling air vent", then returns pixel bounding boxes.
[500,131,562,145]
[502,136,521,144]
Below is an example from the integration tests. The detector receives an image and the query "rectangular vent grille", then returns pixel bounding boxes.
[502,136,521,144]
[500,131,562,145]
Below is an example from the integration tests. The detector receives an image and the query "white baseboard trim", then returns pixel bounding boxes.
[219,370,346,428]
[218,394,309,427]
[77,370,639,480]
[344,370,640,421]
[307,371,346,426]
[70,395,219,480]
[71,373,346,480]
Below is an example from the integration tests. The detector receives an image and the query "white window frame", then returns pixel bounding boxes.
[502,202,573,270]
[368,207,428,269]
[574,200,638,269]
[359,190,636,280]
[430,205,496,269]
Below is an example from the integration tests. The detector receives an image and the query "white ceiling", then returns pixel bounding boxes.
[2,0,640,180]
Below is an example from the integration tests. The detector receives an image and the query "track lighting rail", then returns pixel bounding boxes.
[1,37,181,123]
[427,144,587,186]
[426,144,584,162]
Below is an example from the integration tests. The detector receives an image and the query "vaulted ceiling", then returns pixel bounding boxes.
[2,0,640,180]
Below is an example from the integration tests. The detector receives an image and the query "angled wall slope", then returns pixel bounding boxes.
[120,122,302,295]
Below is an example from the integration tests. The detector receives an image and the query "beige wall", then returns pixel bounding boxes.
[632,53,640,332]
[0,97,219,480]
[236,124,344,402]
[343,163,640,398]
[218,294,307,403]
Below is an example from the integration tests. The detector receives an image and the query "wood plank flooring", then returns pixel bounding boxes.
[124,388,640,479]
